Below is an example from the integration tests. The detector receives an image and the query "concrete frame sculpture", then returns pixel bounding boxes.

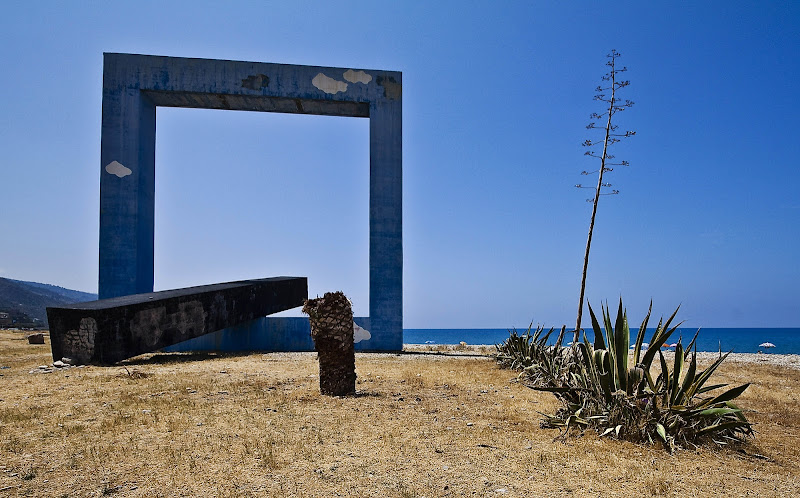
[100,53,402,351]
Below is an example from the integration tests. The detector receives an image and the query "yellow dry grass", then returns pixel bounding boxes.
[1,329,799,497]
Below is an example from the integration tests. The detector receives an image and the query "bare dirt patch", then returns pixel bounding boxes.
[1,329,799,496]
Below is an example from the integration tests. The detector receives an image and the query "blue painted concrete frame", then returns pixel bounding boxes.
[99,53,402,351]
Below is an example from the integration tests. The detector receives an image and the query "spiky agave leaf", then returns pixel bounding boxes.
[632,300,652,366]
[589,303,606,350]
[640,305,683,370]
[627,366,644,396]
[684,351,734,400]
[685,329,700,358]
[601,302,618,390]
[697,383,751,409]
[674,349,697,406]
[697,407,743,418]
[612,299,630,393]
[555,325,567,348]
[669,342,685,406]
[695,419,752,437]
[696,383,728,394]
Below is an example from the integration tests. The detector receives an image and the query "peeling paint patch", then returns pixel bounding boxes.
[312,73,348,94]
[130,307,167,347]
[241,74,270,90]
[354,322,371,343]
[376,76,402,100]
[343,69,372,84]
[176,301,207,336]
[105,161,132,178]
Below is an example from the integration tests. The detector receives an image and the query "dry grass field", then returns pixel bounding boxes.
[2,329,800,497]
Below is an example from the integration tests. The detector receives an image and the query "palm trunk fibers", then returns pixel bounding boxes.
[302,291,356,396]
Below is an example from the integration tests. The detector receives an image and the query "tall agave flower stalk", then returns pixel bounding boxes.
[574,50,636,343]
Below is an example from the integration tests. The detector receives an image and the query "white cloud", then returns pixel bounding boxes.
[343,69,372,84]
[353,322,371,343]
[312,73,348,94]
[105,161,132,178]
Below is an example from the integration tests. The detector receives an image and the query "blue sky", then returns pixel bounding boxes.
[1,1,798,328]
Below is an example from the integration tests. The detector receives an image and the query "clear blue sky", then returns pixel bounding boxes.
[1,1,798,328]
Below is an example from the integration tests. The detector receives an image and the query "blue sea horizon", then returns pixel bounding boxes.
[404,328,800,355]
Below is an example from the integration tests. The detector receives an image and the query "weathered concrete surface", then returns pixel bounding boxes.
[46,277,307,364]
[99,53,402,352]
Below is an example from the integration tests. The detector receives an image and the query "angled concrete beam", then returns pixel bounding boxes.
[47,277,307,364]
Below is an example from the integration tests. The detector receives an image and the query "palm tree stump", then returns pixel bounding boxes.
[302,291,356,396]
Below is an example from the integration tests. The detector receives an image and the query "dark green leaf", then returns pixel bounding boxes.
[589,303,606,350]
[633,300,652,365]
[699,383,751,408]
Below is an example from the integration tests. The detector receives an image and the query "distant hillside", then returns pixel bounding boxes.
[0,278,97,327]
[8,279,97,304]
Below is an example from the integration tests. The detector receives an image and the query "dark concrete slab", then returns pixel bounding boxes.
[46,277,307,364]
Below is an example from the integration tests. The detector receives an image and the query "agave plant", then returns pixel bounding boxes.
[495,325,546,371]
[496,325,572,386]
[529,299,753,451]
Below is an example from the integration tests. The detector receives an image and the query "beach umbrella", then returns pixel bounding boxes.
[759,342,776,348]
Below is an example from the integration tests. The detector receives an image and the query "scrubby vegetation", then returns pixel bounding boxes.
[497,299,753,451]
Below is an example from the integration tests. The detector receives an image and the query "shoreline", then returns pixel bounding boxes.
[403,344,800,369]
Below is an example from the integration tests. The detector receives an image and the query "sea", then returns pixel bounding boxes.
[404,328,800,355]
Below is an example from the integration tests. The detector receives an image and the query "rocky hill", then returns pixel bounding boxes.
[0,278,97,327]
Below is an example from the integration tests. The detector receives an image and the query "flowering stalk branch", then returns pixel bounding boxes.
[574,50,635,343]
